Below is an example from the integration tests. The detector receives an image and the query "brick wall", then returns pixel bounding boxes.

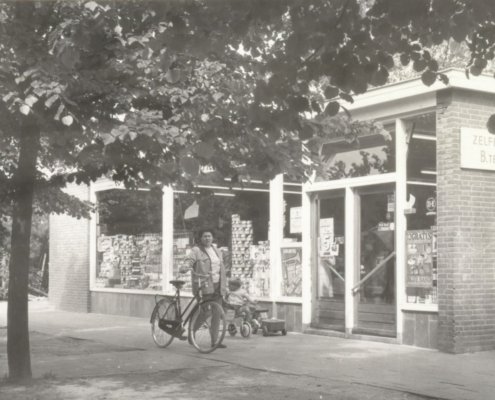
[49,183,91,312]
[437,89,495,353]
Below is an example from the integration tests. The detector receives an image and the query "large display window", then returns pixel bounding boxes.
[95,189,163,290]
[172,188,270,298]
[404,113,437,305]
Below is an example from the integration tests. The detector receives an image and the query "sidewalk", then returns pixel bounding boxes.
[0,299,494,400]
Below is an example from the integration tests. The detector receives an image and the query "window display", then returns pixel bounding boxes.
[404,112,437,304]
[95,189,162,290]
[173,189,270,298]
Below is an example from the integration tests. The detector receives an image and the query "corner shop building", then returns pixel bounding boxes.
[49,69,495,353]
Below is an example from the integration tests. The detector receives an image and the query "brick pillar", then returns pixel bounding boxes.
[48,183,91,312]
[437,88,495,353]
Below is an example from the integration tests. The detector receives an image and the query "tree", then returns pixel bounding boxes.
[2,0,495,380]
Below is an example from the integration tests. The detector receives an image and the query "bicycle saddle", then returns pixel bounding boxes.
[169,280,186,289]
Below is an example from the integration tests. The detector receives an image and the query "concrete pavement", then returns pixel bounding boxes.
[0,299,494,400]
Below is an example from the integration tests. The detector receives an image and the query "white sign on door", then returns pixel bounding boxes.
[461,127,495,171]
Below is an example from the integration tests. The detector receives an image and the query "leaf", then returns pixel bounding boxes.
[25,95,38,107]
[2,92,15,103]
[160,51,174,71]
[324,101,340,117]
[438,74,449,85]
[101,133,116,145]
[84,1,99,11]
[413,59,427,72]
[470,65,483,76]
[180,156,200,177]
[165,69,181,84]
[324,86,339,99]
[421,71,437,86]
[194,142,216,160]
[400,53,410,66]
[339,92,354,104]
[168,126,180,137]
[213,92,224,102]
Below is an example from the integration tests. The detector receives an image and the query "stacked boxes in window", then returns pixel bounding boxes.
[231,214,254,292]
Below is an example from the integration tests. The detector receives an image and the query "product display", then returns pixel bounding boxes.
[230,214,270,298]
[173,230,194,292]
[96,233,162,290]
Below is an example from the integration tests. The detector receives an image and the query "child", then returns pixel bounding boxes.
[225,278,257,322]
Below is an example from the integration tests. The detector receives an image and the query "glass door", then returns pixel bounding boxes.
[312,190,346,331]
[353,185,396,337]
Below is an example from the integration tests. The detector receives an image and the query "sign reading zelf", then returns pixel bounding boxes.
[461,127,495,171]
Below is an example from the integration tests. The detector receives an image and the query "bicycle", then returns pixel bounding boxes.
[150,272,227,353]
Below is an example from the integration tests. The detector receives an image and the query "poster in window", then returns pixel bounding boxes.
[290,206,302,234]
[406,230,433,288]
[319,218,334,257]
[281,247,302,297]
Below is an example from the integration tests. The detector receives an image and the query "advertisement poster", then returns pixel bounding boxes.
[406,229,433,288]
[290,206,302,234]
[319,218,334,257]
[281,247,302,297]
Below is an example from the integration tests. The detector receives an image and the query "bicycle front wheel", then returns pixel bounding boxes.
[189,301,226,353]
[151,299,177,348]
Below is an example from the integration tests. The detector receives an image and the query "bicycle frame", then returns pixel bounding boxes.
[153,281,212,338]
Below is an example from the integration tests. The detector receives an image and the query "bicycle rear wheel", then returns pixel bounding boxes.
[151,299,177,348]
[189,301,226,353]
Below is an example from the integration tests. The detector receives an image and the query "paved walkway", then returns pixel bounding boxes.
[0,300,494,400]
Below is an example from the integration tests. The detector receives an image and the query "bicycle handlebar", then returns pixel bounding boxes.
[190,271,210,278]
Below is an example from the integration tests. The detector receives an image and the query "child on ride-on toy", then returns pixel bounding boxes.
[225,278,257,320]
[224,278,261,337]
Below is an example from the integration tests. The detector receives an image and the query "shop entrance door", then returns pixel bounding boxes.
[312,190,346,331]
[352,185,396,337]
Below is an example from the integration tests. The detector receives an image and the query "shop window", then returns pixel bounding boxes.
[281,181,302,297]
[405,113,437,305]
[316,124,396,181]
[173,189,270,298]
[95,189,163,291]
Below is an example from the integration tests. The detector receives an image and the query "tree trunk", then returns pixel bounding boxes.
[7,123,40,381]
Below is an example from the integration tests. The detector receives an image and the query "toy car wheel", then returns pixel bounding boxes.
[240,321,251,338]
[228,323,237,336]
[281,329,287,336]
[262,325,268,337]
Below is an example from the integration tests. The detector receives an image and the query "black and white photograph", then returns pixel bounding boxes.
[1,1,495,399]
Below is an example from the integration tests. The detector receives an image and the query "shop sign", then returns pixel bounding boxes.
[406,229,434,288]
[290,206,302,234]
[460,127,495,171]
